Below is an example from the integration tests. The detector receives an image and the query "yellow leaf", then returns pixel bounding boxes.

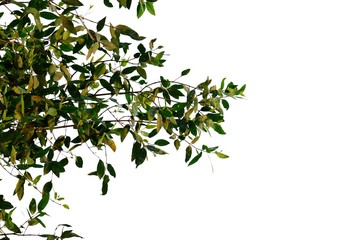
[11,146,16,164]
[60,64,71,82]
[156,113,162,132]
[13,86,21,94]
[31,95,42,102]
[86,42,99,60]
[53,72,63,81]
[106,138,117,152]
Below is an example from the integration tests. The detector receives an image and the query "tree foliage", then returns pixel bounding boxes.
[0,0,245,238]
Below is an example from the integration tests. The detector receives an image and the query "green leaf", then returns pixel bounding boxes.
[42,181,52,195]
[215,151,229,159]
[26,8,42,31]
[174,139,180,150]
[14,177,25,200]
[121,125,130,142]
[75,156,83,168]
[147,145,167,155]
[61,230,82,239]
[146,2,156,15]
[107,164,116,178]
[185,145,192,163]
[47,108,57,117]
[0,196,13,210]
[97,17,106,32]
[212,123,226,135]
[132,142,147,167]
[154,139,169,146]
[62,0,83,6]
[40,11,58,20]
[137,1,146,18]
[101,175,110,195]
[104,0,113,7]
[188,152,202,166]
[220,78,226,90]
[97,160,105,179]
[181,69,190,76]
[29,198,36,214]
[116,24,146,40]
[136,66,147,79]
[38,193,50,212]
[221,99,229,110]
[60,15,76,34]
[122,66,137,74]
[239,84,246,96]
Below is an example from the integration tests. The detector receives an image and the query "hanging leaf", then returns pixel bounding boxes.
[97,160,105,179]
[107,164,116,178]
[101,175,110,195]
[212,123,226,135]
[62,0,83,6]
[188,152,202,166]
[60,15,76,34]
[185,145,192,163]
[116,24,146,40]
[137,1,146,18]
[146,1,156,15]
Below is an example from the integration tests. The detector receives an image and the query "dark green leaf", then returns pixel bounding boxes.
[40,11,58,20]
[107,164,116,178]
[185,145,192,163]
[154,139,169,146]
[97,160,105,179]
[181,69,190,76]
[101,175,110,195]
[61,230,82,239]
[104,0,113,7]
[188,152,202,166]
[42,181,52,195]
[67,84,81,99]
[38,193,50,212]
[62,0,83,6]
[221,99,229,110]
[122,66,137,74]
[97,17,106,32]
[75,156,83,168]
[0,197,13,210]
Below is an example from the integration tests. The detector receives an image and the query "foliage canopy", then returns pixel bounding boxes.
[0,0,245,238]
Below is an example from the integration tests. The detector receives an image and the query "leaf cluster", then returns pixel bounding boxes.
[0,0,245,238]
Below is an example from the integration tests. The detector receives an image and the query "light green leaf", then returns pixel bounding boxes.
[137,1,146,18]
[215,151,229,159]
[146,2,156,15]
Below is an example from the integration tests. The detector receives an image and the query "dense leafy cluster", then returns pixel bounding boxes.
[0,0,245,239]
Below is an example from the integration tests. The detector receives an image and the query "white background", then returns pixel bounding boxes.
[4,0,360,239]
